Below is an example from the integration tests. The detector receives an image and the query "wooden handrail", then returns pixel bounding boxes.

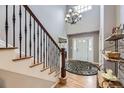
[23,5,61,51]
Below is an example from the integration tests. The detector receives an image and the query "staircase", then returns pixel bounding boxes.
[0,5,66,88]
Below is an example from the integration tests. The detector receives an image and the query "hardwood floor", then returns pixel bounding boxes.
[55,72,97,88]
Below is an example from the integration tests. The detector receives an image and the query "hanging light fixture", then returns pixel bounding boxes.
[65,8,82,24]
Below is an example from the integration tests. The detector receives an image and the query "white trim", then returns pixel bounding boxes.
[99,5,104,69]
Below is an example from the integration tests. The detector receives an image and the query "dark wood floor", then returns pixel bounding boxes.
[56,72,97,88]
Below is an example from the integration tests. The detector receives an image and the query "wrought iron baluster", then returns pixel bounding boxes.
[51,42,54,72]
[43,31,45,68]
[25,9,27,57]
[58,50,60,72]
[46,35,48,67]
[49,39,52,72]
[40,28,42,64]
[53,45,56,71]
[33,20,36,64]
[5,5,8,48]
[29,15,32,56]
[19,5,22,58]
[54,48,60,76]
[55,48,58,73]
[48,37,50,67]
[37,25,39,63]
[12,5,16,47]
[56,49,59,72]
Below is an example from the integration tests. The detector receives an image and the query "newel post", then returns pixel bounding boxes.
[61,48,66,78]
[59,48,67,84]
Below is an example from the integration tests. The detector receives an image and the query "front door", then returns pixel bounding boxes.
[72,37,93,62]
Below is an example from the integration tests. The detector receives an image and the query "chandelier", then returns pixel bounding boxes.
[65,8,82,24]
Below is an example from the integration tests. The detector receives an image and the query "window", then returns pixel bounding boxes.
[73,5,92,13]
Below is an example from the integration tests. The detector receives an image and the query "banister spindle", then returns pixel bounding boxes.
[33,20,36,64]
[5,5,8,48]
[40,28,43,64]
[29,15,32,56]
[48,38,50,67]
[19,5,22,58]
[37,25,39,63]
[57,49,60,71]
[58,50,61,73]
[53,45,56,71]
[56,49,58,72]
[52,44,54,70]
[43,31,45,68]
[55,48,58,72]
[12,5,16,47]
[46,35,48,67]
[50,42,54,73]
[25,9,27,57]
[53,46,56,71]
[49,40,52,72]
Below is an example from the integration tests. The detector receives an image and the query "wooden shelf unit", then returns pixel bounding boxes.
[103,33,124,77]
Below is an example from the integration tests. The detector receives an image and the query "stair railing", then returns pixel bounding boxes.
[0,5,66,78]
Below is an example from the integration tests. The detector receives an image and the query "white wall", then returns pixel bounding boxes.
[66,5,100,35]
[115,5,120,25]
[120,6,124,24]
[29,5,67,43]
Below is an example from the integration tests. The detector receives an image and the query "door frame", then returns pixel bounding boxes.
[67,31,99,62]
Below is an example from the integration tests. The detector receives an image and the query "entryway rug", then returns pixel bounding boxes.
[66,60,99,76]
